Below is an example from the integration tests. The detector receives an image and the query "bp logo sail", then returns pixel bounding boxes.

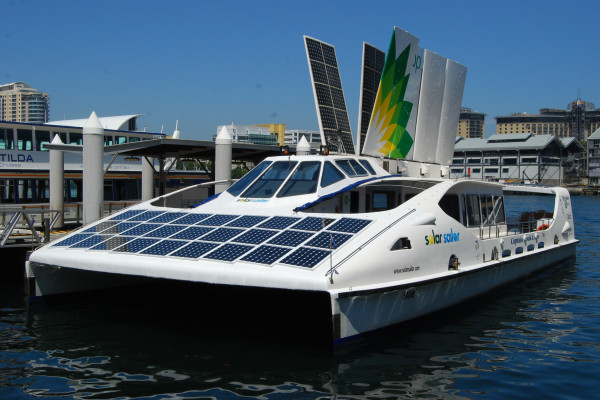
[362,27,423,159]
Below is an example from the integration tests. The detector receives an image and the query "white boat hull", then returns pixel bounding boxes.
[332,241,577,345]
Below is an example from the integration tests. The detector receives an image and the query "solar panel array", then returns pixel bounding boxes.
[305,36,355,155]
[358,43,385,153]
[52,209,372,270]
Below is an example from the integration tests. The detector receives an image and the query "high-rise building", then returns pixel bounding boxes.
[457,108,485,139]
[495,99,600,141]
[0,82,49,123]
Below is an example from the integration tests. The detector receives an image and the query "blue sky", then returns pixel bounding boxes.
[3,0,599,142]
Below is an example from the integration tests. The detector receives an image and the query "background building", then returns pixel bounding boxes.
[457,107,485,138]
[496,99,600,141]
[451,133,584,185]
[0,82,50,123]
[214,124,278,145]
[588,128,600,186]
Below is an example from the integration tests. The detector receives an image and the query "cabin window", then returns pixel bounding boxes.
[129,137,140,143]
[227,160,272,196]
[502,249,511,257]
[67,179,83,202]
[36,130,51,151]
[482,195,505,225]
[359,159,376,175]
[538,242,544,249]
[321,161,345,187]
[515,247,524,254]
[17,129,33,150]
[104,136,114,146]
[527,244,535,251]
[439,194,460,221]
[465,194,481,227]
[372,191,394,211]
[241,160,298,198]
[277,161,321,197]
[69,133,83,145]
[115,136,128,144]
[0,128,15,150]
[335,159,368,177]
[0,179,15,203]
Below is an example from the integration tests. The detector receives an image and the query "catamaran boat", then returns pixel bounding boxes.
[26,27,578,347]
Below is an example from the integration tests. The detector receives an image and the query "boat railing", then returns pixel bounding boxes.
[0,201,138,228]
[479,214,554,240]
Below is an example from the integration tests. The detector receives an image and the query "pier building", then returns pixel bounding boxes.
[588,128,600,185]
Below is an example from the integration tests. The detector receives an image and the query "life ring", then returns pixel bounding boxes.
[537,224,549,231]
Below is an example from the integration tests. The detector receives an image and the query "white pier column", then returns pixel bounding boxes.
[141,157,155,201]
[296,135,311,155]
[214,125,232,193]
[83,111,104,225]
[49,134,64,228]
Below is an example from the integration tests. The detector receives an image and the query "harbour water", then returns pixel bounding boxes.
[1,196,599,399]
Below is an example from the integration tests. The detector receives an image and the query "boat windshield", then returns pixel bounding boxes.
[241,161,298,198]
[226,161,272,197]
[321,161,345,187]
[277,161,321,197]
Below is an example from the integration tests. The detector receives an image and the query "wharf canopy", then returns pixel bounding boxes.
[46,114,143,132]
[451,133,584,185]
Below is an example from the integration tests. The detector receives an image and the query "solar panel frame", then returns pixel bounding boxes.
[113,238,160,253]
[199,227,244,242]
[226,215,269,228]
[198,214,240,226]
[327,218,372,233]
[290,217,334,231]
[171,214,213,225]
[140,239,187,256]
[126,211,166,222]
[268,230,314,247]
[258,216,301,230]
[170,226,214,240]
[52,233,93,247]
[119,223,163,236]
[70,234,110,249]
[305,231,353,249]
[148,212,189,223]
[203,243,254,262]
[241,245,291,265]
[170,241,219,259]
[280,247,330,269]
[90,235,136,251]
[232,228,278,245]
[143,225,183,238]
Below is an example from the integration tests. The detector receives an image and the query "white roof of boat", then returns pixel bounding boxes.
[46,114,143,131]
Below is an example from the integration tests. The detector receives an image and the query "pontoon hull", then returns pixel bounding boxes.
[333,241,577,345]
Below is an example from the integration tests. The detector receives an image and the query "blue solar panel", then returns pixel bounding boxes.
[82,221,119,233]
[280,247,330,268]
[327,218,371,233]
[199,214,239,226]
[171,226,214,240]
[143,225,182,238]
[119,223,162,236]
[305,232,352,249]
[52,233,93,247]
[127,211,166,222]
[171,241,219,259]
[204,243,253,262]
[113,238,159,253]
[233,228,278,245]
[70,234,109,249]
[226,215,268,228]
[148,212,189,223]
[172,213,213,225]
[241,245,291,265]
[291,217,334,231]
[90,235,135,251]
[258,216,301,230]
[199,227,244,242]
[110,209,145,221]
[268,230,314,247]
[141,240,186,256]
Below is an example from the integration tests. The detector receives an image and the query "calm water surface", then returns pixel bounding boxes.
[1,196,599,399]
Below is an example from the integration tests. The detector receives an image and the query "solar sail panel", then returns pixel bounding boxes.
[305,36,355,154]
[358,42,385,153]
